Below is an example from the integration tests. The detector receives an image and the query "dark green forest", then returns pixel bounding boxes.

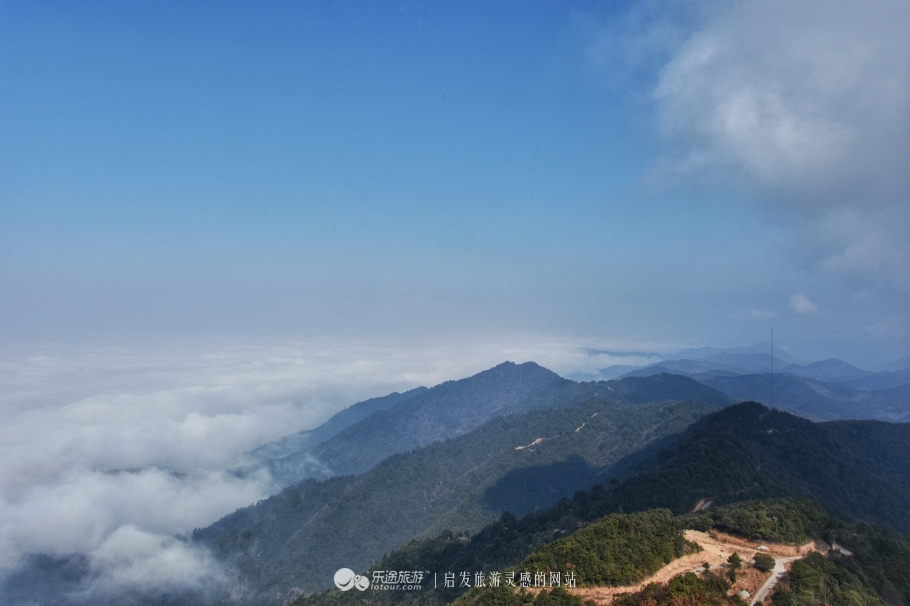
[286,399,910,606]
[293,496,910,606]
[610,571,741,606]
[195,397,713,597]
[521,510,699,586]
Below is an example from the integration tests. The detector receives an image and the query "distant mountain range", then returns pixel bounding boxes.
[595,350,910,422]
[670,343,802,365]
[695,372,910,422]
[621,354,910,387]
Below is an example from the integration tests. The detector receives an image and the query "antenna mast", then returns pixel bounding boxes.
[770,327,774,407]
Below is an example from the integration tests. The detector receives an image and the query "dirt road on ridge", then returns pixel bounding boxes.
[567,530,819,605]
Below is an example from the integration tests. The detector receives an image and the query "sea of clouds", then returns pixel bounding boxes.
[0,335,653,599]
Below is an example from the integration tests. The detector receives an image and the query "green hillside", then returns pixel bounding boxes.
[293,499,910,606]
[194,398,713,602]
[290,401,910,606]
[607,402,910,532]
[521,509,699,586]
[267,366,733,486]
[678,499,829,544]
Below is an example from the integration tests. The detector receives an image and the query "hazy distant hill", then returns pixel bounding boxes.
[262,366,734,486]
[250,387,429,461]
[696,372,910,422]
[264,362,573,484]
[618,354,910,421]
[845,367,910,391]
[624,352,910,393]
[671,344,801,365]
[782,357,873,382]
[782,358,910,390]
[620,354,781,378]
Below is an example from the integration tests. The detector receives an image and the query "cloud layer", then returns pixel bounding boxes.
[652,0,910,289]
[0,335,655,597]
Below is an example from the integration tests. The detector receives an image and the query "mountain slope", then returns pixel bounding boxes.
[306,362,570,478]
[608,402,910,531]
[290,405,910,606]
[192,399,716,603]
[264,367,734,486]
[265,362,573,484]
[251,387,429,461]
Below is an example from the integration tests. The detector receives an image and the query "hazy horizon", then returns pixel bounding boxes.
[2,0,908,366]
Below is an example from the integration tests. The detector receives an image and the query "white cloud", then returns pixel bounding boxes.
[650,0,910,289]
[655,0,909,199]
[1,335,668,595]
[790,293,819,314]
[0,466,273,568]
[81,526,226,596]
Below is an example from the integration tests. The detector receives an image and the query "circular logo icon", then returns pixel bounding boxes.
[334,568,370,591]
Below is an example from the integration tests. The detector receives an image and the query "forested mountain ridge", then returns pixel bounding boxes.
[251,387,430,462]
[261,362,571,484]
[260,364,734,487]
[290,403,910,606]
[300,362,571,478]
[608,402,910,531]
[193,397,716,602]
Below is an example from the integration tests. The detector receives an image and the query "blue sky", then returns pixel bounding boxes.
[2,0,908,366]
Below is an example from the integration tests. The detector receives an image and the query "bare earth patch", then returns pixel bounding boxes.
[565,530,820,605]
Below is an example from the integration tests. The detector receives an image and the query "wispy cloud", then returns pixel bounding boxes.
[790,293,819,315]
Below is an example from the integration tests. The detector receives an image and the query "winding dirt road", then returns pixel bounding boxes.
[567,530,819,605]
[750,556,801,605]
